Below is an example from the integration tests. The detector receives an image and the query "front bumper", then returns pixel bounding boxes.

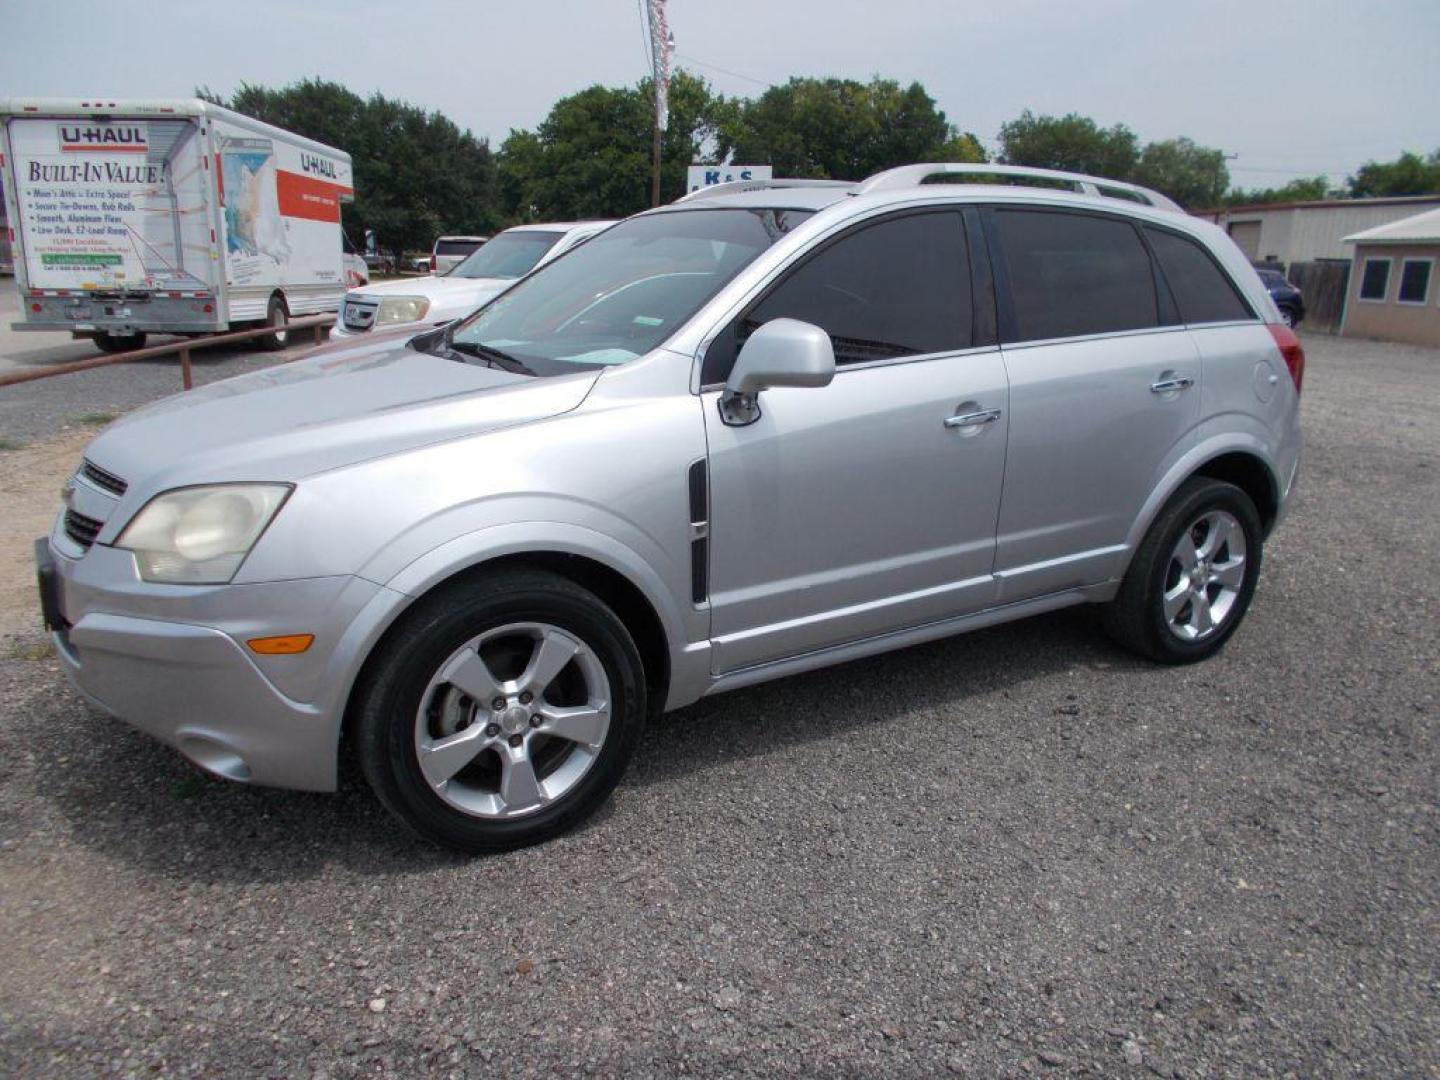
[41,534,390,792]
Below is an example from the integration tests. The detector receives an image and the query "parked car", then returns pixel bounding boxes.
[430,235,489,275]
[331,221,614,339]
[37,164,1302,854]
[1258,269,1305,327]
[363,253,396,276]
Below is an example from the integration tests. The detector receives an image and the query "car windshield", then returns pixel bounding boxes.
[449,230,565,280]
[447,208,813,375]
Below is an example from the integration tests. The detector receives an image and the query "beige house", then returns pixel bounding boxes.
[1341,208,1440,347]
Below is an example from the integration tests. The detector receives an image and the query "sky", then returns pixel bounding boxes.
[4,0,1439,189]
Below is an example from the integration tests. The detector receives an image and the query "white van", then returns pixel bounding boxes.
[430,235,488,275]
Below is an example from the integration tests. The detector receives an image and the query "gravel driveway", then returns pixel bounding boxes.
[0,334,1435,1078]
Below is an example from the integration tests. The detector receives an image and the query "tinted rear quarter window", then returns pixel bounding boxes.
[993,209,1158,342]
[1145,227,1253,324]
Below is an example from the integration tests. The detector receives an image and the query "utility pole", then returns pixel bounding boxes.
[645,0,672,207]
[651,116,662,208]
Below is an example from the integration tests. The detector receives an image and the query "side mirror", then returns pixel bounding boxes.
[719,318,835,426]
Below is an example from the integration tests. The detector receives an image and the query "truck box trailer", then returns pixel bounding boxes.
[0,97,354,352]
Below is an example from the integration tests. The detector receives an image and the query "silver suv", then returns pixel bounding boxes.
[36,164,1303,853]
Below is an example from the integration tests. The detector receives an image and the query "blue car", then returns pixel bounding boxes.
[1258,269,1305,328]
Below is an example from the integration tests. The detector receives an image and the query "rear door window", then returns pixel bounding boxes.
[740,211,971,367]
[1145,227,1254,324]
[992,209,1158,343]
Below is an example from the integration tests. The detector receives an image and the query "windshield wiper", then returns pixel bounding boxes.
[443,335,538,376]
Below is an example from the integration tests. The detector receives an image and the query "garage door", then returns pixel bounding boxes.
[1228,221,1262,260]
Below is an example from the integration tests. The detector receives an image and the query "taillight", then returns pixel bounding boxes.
[1267,323,1304,394]
[429,254,437,272]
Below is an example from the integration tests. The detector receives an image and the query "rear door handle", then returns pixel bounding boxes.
[1150,376,1195,394]
[944,408,1002,429]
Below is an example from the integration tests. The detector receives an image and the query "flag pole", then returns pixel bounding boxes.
[646,0,671,208]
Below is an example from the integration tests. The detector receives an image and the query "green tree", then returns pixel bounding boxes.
[203,79,498,264]
[1224,176,1330,206]
[721,77,985,180]
[997,110,1139,179]
[1347,150,1440,197]
[496,71,733,220]
[1133,137,1230,209]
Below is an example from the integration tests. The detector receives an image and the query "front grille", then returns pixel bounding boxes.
[80,459,128,496]
[63,509,103,550]
[342,300,377,331]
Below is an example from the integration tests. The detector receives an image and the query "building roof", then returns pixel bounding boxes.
[1196,194,1440,217]
[1344,207,1440,245]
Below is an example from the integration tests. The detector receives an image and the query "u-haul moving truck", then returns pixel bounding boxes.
[0,97,354,352]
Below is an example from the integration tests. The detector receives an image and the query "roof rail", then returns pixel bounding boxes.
[853,163,1182,212]
[676,178,855,203]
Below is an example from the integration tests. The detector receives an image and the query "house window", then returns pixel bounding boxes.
[1358,257,1391,302]
[1397,258,1433,305]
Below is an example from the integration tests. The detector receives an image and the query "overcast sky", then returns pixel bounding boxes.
[5,0,1438,188]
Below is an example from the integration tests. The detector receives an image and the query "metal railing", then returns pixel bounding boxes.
[0,315,335,391]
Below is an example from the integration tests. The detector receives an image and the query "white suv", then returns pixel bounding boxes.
[332,221,614,340]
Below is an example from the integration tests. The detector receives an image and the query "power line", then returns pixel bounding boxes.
[635,0,652,73]
[674,52,773,89]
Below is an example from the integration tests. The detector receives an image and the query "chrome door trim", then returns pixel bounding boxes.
[705,582,1113,696]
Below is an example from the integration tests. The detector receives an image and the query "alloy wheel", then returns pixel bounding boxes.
[1162,510,1247,642]
[413,622,611,819]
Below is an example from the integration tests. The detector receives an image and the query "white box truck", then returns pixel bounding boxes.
[0,97,354,353]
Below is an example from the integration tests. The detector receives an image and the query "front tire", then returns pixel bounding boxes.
[355,569,646,853]
[1103,478,1263,664]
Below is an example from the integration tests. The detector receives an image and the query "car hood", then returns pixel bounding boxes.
[349,274,514,302]
[86,337,600,497]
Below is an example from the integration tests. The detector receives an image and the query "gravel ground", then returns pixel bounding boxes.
[0,280,320,446]
[0,333,1436,1078]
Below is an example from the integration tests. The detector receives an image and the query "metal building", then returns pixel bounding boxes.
[1196,196,1440,271]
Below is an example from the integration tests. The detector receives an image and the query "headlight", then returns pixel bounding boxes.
[375,295,431,325]
[116,484,291,584]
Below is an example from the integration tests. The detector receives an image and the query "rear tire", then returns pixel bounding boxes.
[1103,477,1263,664]
[253,296,289,351]
[93,331,146,354]
[355,569,646,854]
[1280,306,1299,329]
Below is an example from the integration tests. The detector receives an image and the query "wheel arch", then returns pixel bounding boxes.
[1122,435,1283,581]
[1191,450,1280,534]
[337,542,679,777]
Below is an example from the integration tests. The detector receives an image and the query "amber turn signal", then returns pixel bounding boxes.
[246,634,314,655]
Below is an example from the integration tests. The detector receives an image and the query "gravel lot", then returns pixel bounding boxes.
[0,333,1436,1078]
[0,280,320,446]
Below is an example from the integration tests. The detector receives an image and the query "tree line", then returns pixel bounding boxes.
[200,78,1440,263]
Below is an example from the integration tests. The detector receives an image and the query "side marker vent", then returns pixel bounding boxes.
[687,460,709,605]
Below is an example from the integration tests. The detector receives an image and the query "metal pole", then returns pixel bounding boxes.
[179,345,193,390]
[651,120,662,207]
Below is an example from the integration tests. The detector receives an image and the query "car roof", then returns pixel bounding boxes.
[502,221,617,235]
[656,187,853,213]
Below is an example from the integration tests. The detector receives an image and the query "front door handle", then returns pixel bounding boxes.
[944,408,1002,429]
[1150,376,1195,394]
